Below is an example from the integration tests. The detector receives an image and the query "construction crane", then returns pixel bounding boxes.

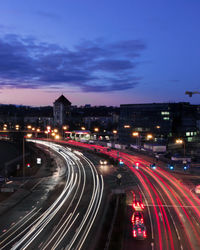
[185,91,200,97]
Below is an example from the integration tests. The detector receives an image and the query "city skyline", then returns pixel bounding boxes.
[0,0,200,106]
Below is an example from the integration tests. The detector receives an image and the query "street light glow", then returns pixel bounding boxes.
[26,133,32,138]
[176,139,183,144]
[132,132,139,137]
[147,134,153,139]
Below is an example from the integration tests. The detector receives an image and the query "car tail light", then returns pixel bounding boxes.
[138,228,141,234]
[141,218,144,224]
[133,230,137,237]
[143,230,147,238]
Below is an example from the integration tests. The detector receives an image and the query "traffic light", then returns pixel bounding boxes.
[134,162,139,169]
[26,163,31,168]
[119,159,124,165]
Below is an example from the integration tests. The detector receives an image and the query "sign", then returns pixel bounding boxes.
[37,158,42,164]
[117,174,122,179]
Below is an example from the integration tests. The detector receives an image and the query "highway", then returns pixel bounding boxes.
[61,140,200,250]
[0,140,104,250]
[1,138,199,250]
[120,152,200,250]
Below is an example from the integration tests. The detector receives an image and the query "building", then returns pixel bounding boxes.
[53,95,71,127]
[119,102,199,144]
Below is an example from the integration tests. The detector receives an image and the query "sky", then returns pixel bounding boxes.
[0,0,199,106]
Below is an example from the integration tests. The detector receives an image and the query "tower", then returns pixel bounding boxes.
[53,95,71,127]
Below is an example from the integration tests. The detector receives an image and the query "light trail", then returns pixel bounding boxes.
[6,139,104,250]
[138,169,174,250]
[141,166,196,250]
[131,167,163,250]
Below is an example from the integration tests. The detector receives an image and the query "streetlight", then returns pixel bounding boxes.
[175,138,185,157]
[55,135,60,140]
[15,124,20,130]
[132,132,140,147]
[132,132,139,137]
[147,134,153,140]
[113,130,118,144]
[94,128,99,141]
[26,133,32,138]
[94,127,99,132]
[62,125,68,139]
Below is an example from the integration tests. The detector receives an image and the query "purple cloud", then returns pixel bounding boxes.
[0,34,146,92]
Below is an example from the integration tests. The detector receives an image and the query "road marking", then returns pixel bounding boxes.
[158,212,163,222]
[179,213,185,223]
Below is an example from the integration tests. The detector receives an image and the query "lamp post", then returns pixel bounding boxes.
[94,127,99,141]
[132,132,140,147]
[175,138,185,157]
[113,130,117,145]
[62,125,68,139]
[147,134,153,140]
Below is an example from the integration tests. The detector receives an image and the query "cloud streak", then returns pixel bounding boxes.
[0,34,146,92]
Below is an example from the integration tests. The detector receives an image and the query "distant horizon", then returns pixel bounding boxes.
[0,98,199,108]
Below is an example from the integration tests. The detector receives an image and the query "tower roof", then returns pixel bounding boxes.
[54,95,71,105]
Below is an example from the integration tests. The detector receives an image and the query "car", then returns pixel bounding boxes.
[150,163,156,169]
[132,200,144,211]
[132,192,144,211]
[131,212,144,224]
[100,160,107,165]
[132,223,147,240]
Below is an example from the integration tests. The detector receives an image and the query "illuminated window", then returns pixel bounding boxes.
[163,117,169,120]
[161,111,170,115]
[186,132,190,136]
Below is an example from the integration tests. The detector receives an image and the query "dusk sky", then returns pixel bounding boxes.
[0,0,200,106]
